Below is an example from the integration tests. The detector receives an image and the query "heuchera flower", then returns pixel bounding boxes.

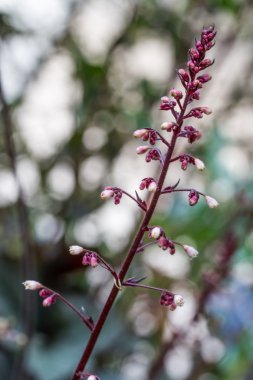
[205,195,219,208]
[160,291,174,306]
[22,281,43,290]
[82,252,99,267]
[69,245,84,255]
[183,244,199,258]
[42,295,57,307]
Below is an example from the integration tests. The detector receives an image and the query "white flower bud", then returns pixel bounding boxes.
[205,195,219,208]
[183,245,199,258]
[22,281,43,290]
[133,129,147,138]
[100,189,114,200]
[69,245,84,255]
[174,294,184,307]
[194,158,205,171]
[136,146,149,154]
[150,227,162,239]
[200,107,212,115]
[87,376,97,380]
[160,121,174,131]
[148,181,157,192]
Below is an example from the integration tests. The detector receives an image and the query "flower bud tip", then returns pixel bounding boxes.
[69,245,84,255]
[194,158,205,171]
[174,294,184,307]
[205,195,219,208]
[136,146,149,154]
[100,189,114,200]
[22,281,42,290]
[183,245,199,258]
[148,181,157,192]
[150,227,162,239]
[133,129,147,138]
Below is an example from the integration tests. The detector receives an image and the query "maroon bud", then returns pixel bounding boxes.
[82,252,99,267]
[197,74,212,83]
[199,59,213,69]
[43,295,57,307]
[189,48,200,61]
[168,240,176,255]
[142,131,150,141]
[187,61,198,73]
[178,69,189,83]
[139,180,146,190]
[188,190,199,206]
[39,289,53,298]
[191,91,200,100]
[149,131,157,145]
[145,149,160,162]
[195,40,204,52]
[160,291,174,306]
[170,88,183,100]
[181,159,188,171]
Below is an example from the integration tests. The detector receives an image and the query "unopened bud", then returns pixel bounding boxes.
[174,294,184,307]
[90,255,98,267]
[148,181,157,192]
[170,88,183,100]
[100,189,114,200]
[161,96,170,103]
[69,245,84,255]
[87,376,98,380]
[200,107,212,115]
[183,244,199,258]
[178,68,189,82]
[194,158,205,171]
[205,195,219,208]
[133,129,147,138]
[168,302,177,311]
[43,295,57,307]
[160,121,175,131]
[136,146,149,154]
[150,227,162,239]
[22,281,43,290]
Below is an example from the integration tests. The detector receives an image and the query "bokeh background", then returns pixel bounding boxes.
[1,0,253,379]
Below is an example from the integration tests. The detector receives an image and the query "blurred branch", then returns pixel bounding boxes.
[148,202,253,380]
[0,62,37,380]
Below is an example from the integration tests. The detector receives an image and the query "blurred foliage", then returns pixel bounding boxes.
[1,1,253,380]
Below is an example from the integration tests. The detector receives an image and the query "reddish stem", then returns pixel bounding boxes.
[71,92,191,379]
[123,280,173,295]
[45,287,94,331]
[161,188,205,196]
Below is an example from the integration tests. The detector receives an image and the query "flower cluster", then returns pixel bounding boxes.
[22,281,58,308]
[133,128,157,145]
[160,291,184,311]
[139,177,157,192]
[22,26,219,380]
[82,252,98,267]
[148,226,175,254]
[100,187,122,205]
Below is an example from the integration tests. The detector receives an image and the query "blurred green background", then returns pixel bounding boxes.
[1,0,253,379]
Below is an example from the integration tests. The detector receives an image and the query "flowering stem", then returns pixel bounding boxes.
[156,131,171,148]
[96,253,119,283]
[169,154,194,163]
[120,189,147,211]
[123,280,173,295]
[71,92,191,380]
[161,188,205,196]
[45,287,94,331]
[136,241,157,253]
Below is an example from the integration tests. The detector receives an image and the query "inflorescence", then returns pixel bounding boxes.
[23,25,218,380]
